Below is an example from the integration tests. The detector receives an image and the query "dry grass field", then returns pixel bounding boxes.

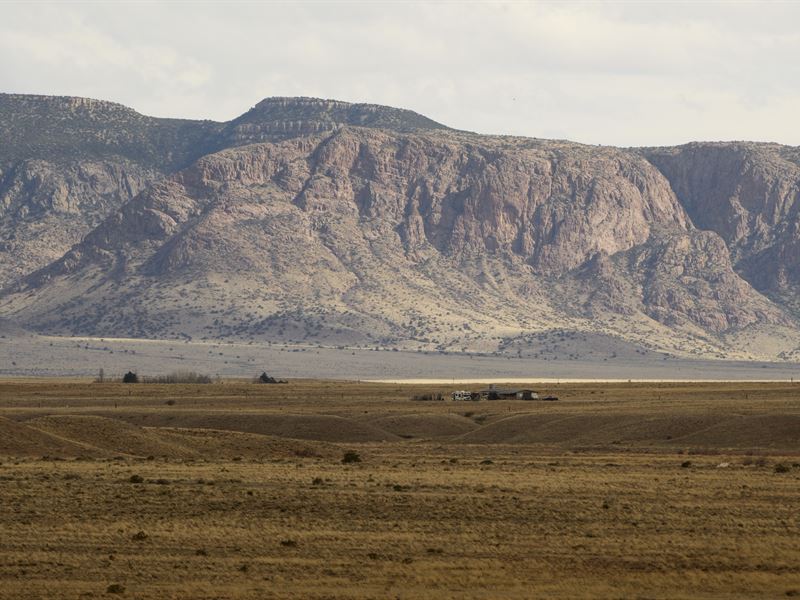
[1,380,799,598]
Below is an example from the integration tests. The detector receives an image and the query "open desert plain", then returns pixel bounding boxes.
[0,379,799,599]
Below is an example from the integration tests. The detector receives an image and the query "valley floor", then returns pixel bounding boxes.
[3,334,800,381]
[0,380,799,598]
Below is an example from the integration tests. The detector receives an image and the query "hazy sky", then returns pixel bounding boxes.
[2,1,799,147]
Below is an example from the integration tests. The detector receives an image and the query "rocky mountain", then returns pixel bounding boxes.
[0,94,442,287]
[643,143,800,318]
[1,94,798,360]
[0,94,212,284]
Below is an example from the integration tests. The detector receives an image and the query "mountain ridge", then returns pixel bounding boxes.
[1,94,799,361]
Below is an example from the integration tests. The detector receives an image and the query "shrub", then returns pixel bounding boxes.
[774,463,791,473]
[122,371,138,384]
[129,474,144,484]
[681,461,692,468]
[106,583,125,594]
[341,451,361,464]
[255,372,286,384]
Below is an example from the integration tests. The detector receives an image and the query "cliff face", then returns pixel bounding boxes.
[0,158,158,284]
[0,94,450,289]
[6,126,794,359]
[643,143,800,296]
[1,94,798,360]
[216,96,449,148]
[31,128,690,280]
[0,93,222,288]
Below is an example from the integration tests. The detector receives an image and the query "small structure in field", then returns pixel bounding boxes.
[451,390,480,401]
[480,387,539,400]
[450,384,556,401]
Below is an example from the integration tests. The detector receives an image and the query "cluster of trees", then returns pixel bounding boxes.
[255,372,286,384]
[105,370,286,384]
[117,370,211,384]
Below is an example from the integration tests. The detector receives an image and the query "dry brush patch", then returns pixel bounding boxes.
[0,380,799,598]
[0,451,798,599]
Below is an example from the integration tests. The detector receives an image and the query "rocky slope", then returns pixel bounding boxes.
[1,94,798,360]
[0,94,444,288]
[0,94,218,286]
[643,143,800,302]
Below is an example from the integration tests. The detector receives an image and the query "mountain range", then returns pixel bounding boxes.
[1,93,799,361]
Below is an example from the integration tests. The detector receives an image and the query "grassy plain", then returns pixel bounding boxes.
[0,380,799,598]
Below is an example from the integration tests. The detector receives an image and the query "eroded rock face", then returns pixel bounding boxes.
[626,231,786,332]
[0,159,157,285]
[644,143,800,294]
[164,129,690,275]
[217,96,449,148]
[6,126,794,358]
[1,94,799,359]
[0,94,448,290]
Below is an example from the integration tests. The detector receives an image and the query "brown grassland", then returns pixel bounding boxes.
[0,379,799,599]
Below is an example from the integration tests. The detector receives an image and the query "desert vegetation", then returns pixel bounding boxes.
[0,379,798,598]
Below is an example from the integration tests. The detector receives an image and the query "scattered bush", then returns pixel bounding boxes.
[106,583,125,594]
[774,463,791,474]
[255,372,286,384]
[280,539,297,547]
[681,461,692,468]
[129,475,144,484]
[341,451,361,464]
[131,531,148,541]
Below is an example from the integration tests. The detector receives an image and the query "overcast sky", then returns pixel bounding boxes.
[2,1,799,147]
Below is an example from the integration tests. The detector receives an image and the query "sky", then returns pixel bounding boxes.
[2,1,800,147]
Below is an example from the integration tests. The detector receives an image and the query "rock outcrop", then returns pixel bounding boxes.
[643,143,800,296]
[0,94,798,359]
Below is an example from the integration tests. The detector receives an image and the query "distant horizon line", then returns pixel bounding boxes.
[2,89,797,150]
